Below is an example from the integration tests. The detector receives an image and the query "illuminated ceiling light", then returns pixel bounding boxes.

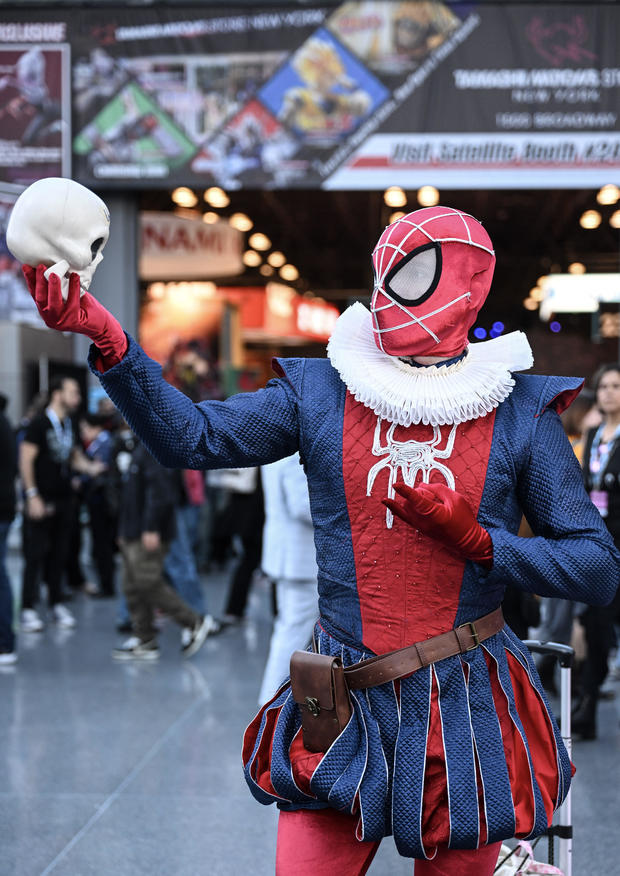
[267,251,286,268]
[204,186,230,208]
[242,250,262,267]
[523,297,539,311]
[193,281,217,300]
[610,210,620,229]
[383,186,407,208]
[171,187,198,208]
[202,211,219,224]
[568,261,586,274]
[530,286,544,302]
[536,275,548,287]
[389,211,406,223]
[417,185,440,207]
[279,263,299,281]
[580,209,601,229]
[248,232,271,251]
[597,184,620,205]
[259,264,274,277]
[229,212,253,232]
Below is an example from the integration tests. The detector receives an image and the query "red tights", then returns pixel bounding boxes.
[276,809,501,876]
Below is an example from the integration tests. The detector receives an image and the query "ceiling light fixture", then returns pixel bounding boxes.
[279,264,299,281]
[171,187,198,208]
[242,250,262,267]
[383,186,406,208]
[267,251,286,267]
[580,209,602,229]
[229,212,253,232]
[204,187,230,208]
[597,184,620,205]
[249,232,271,251]
[417,185,440,207]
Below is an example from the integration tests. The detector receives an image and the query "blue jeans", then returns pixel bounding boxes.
[0,520,15,652]
[164,505,206,615]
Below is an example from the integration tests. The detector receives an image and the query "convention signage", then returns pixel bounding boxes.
[1,3,619,189]
[139,211,243,279]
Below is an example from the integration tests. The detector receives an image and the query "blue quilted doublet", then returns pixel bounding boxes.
[91,337,620,856]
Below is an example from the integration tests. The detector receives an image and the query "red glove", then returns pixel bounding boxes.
[23,264,128,370]
[383,482,493,568]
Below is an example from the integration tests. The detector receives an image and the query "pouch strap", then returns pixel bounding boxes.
[343,607,504,690]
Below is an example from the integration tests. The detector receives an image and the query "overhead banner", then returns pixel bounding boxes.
[1,3,619,189]
[140,212,243,279]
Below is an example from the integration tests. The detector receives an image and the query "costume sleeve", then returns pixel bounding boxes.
[88,335,300,470]
[485,407,620,606]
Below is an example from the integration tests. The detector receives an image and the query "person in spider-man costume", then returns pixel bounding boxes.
[22,205,620,875]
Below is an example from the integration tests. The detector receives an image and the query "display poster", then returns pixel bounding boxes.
[0,187,40,324]
[0,43,71,185]
[0,3,618,189]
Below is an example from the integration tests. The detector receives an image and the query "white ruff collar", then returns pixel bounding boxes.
[326,303,534,427]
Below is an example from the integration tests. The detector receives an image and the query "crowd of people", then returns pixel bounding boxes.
[1,360,619,742]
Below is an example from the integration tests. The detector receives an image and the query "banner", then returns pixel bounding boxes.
[0,187,41,324]
[140,211,243,279]
[0,3,618,189]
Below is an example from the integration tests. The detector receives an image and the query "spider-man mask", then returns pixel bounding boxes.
[371,206,495,358]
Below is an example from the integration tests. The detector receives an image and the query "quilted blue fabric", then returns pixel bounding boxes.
[91,337,620,858]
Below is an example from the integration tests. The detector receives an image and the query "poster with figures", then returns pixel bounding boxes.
[0,44,71,185]
[1,3,618,189]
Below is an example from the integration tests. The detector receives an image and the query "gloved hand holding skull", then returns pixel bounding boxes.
[7,177,127,369]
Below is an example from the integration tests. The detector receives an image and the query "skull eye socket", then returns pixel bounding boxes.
[90,237,104,260]
[384,242,442,307]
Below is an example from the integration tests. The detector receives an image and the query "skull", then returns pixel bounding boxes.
[6,177,110,298]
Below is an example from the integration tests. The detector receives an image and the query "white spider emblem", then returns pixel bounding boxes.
[366,417,457,528]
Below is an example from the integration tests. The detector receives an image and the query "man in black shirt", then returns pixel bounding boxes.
[19,376,101,631]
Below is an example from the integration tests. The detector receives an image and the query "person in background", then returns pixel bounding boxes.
[164,468,220,633]
[535,388,601,695]
[258,453,319,705]
[0,394,17,664]
[112,436,212,661]
[216,467,265,625]
[575,363,620,738]
[79,412,116,598]
[19,376,102,631]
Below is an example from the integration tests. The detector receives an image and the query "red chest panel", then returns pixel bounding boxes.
[342,394,496,654]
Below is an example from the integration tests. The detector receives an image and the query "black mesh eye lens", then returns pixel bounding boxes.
[384,242,442,306]
[90,237,104,259]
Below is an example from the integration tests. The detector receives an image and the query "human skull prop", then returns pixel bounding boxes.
[6,177,110,299]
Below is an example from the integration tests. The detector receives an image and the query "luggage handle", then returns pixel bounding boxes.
[523,640,574,668]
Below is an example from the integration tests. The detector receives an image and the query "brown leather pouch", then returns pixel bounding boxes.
[289,650,352,753]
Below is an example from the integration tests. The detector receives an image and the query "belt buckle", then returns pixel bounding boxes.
[459,621,480,651]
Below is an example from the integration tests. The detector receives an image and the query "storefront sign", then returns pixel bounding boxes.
[139,211,243,279]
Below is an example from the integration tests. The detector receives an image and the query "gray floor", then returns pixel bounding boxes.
[1,550,619,876]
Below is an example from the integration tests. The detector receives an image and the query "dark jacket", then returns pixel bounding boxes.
[117,441,177,542]
[0,411,17,522]
[583,425,620,547]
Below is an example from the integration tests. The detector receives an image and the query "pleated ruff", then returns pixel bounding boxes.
[242,623,572,860]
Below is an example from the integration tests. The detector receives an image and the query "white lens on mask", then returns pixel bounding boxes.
[6,177,110,300]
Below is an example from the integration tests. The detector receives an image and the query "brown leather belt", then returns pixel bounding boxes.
[342,607,504,690]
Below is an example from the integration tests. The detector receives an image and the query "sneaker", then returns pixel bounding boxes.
[0,651,17,665]
[181,615,214,658]
[111,636,160,661]
[52,604,76,629]
[21,608,44,632]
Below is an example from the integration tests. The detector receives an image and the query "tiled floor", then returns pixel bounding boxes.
[1,551,619,875]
